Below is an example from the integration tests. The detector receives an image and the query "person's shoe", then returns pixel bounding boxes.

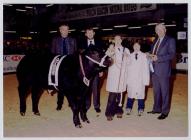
[116,114,123,118]
[138,109,144,116]
[106,116,113,121]
[147,111,161,114]
[126,108,132,115]
[95,108,101,113]
[157,114,168,120]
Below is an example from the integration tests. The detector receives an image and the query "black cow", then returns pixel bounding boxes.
[16,47,112,128]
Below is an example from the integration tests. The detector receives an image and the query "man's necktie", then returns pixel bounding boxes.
[89,40,94,47]
[135,53,138,60]
[62,38,67,55]
[153,39,160,55]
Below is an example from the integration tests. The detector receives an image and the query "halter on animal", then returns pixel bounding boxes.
[85,54,107,67]
[79,52,110,86]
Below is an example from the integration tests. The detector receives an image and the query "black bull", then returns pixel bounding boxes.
[16,47,112,128]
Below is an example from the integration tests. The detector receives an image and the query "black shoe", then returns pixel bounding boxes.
[158,114,168,120]
[95,108,101,113]
[147,111,161,114]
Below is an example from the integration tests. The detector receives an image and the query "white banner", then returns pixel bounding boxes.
[3,55,25,73]
[64,4,157,21]
[176,53,188,70]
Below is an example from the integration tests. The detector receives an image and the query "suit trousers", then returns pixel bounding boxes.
[105,92,124,117]
[86,74,100,110]
[152,74,170,115]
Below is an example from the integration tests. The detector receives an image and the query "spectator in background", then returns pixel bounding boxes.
[51,23,77,111]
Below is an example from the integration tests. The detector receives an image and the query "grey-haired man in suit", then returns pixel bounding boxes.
[51,23,77,55]
[147,23,176,120]
[51,23,77,110]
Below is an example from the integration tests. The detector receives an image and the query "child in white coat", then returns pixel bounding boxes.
[126,43,150,116]
[105,35,130,121]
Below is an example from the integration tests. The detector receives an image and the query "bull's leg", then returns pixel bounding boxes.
[67,95,82,128]
[31,87,43,116]
[72,106,82,128]
[80,102,90,123]
[80,88,90,123]
[18,85,29,116]
[80,110,90,124]
[56,91,64,110]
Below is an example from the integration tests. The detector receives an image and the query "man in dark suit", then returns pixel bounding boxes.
[147,23,176,120]
[78,28,104,113]
[51,23,77,55]
[51,23,77,110]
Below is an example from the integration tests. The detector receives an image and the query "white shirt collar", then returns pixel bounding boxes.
[88,39,95,45]
[159,36,164,43]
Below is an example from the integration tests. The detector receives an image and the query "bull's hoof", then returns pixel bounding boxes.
[34,112,40,116]
[56,106,62,111]
[85,120,90,123]
[83,120,90,123]
[75,124,82,128]
[20,112,25,116]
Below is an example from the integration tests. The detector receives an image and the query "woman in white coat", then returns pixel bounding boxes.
[126,42,150,116]
[105,35,130,121]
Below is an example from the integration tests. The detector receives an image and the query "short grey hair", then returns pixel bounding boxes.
[155,23,166,30]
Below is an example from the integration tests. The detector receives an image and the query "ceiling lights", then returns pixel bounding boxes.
[102,28,113,31]
[114,25,128,28]
[16,9,27,12]
[4,31,16,33]
[128,26,141,29]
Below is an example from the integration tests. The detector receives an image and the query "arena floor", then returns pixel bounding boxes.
[3,73,188,137]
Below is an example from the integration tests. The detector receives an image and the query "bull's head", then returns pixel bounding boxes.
[82,46,113,69]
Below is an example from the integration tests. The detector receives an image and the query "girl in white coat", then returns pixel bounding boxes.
[126,43,150,116]
[105,35,130,121]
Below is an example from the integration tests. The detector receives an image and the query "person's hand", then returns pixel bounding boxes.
[151,55,158,61]
[106,44,115,57]
[145,52,150,59]
[124,51,129,57]
[99,72,103,77]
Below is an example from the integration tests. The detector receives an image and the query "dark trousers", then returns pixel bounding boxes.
[152,74,170,115]
[86,74,100,110]
[105,92,124,117]
[126,97,144,111]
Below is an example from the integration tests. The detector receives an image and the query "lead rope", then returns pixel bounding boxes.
[79,55,90,86]
[85,54,107,67]
[117,47,125,107]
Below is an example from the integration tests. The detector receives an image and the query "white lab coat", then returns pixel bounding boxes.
[106,45,130,93]
[126,51,150,99]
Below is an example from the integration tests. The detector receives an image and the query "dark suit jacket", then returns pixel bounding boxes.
[51,36,77,55]
[151,35,176,77]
